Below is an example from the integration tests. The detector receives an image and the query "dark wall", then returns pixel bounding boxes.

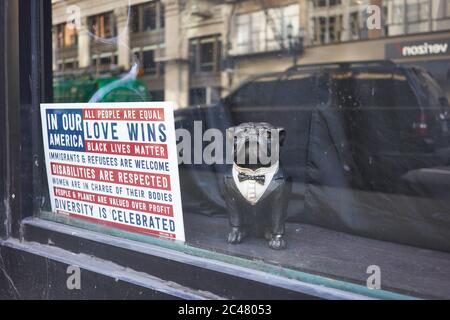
[0,245,179,300]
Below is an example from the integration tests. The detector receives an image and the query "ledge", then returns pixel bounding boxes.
[17,215,416,299]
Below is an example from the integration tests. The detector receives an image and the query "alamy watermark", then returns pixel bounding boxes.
[66,265,81,290]
[367,5,382,30]
[176,122,283,166]
[66,5,81,31]
[366,265,381,290]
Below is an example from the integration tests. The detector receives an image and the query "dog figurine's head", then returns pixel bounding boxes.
[227,122,285,170]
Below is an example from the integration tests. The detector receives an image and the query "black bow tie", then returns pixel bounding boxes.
[238,172,265,185]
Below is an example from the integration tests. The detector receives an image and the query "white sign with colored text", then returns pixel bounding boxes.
[40,102,185,241]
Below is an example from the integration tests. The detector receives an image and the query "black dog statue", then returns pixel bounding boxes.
[223,122,289,250]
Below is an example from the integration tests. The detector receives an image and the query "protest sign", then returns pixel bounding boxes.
[40,103,185,241]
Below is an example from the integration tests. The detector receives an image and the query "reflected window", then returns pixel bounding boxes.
[393,0,405,25]
[160,3,165,29]
[55,23,77,48]
[130,1,164,33]
[350,12,361,39]
[143,3,157,31]
[189,88,207,105]
[88,12,115,38]
[189,86,221,106]
[150,90,165,101]
[200,42,214,72]
[143,50,157,75]
[232,4,299,55]
[100,56,112,66]
[189,35,221,74]
[133,47,164,77]
[313,0,341,7]
[131,6,140,33]
[407,0,430,23]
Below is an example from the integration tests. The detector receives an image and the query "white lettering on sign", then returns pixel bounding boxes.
[402,42,449,57]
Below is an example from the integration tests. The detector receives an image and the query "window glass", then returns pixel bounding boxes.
[143,50,156,75]
[45,0,450,299]
[130,6,140,33]
[189,88,207,105]
[88,12,114,38]
[143,3,157,31]
[392,0,405,24]
[160,3,165,29]
[189,35,221,73]
[150,90,165,101]
[56,23,78,48]
[233,4,300,54]
[199,41,214,72]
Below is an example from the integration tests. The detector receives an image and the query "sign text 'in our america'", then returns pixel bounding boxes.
[46,110,167,151]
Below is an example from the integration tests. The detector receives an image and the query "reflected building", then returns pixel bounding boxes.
[52,0,450,108]
[52,0,166,102]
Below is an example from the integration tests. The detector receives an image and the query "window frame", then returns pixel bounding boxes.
[0,0,416,300]
[55,22,78,49]
[88,11,115,38]
[130,1,165,34]
[133,46,165,77]
[189,34,222,75]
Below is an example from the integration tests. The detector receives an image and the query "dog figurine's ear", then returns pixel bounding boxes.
[226,126,238,165]
[226,126,236,145]
[278,127,286,147]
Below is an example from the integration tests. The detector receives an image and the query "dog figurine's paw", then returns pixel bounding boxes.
[227,227,247,244]
[268,234,286,250]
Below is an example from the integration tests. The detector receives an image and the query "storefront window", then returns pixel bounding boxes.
[39,0,450,299]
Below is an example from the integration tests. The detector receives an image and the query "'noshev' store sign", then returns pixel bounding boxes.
[386,38,450,59]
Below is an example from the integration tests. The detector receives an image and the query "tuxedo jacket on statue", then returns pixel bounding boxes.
[223,162,289,236]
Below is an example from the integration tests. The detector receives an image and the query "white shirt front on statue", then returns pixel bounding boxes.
[232,162,279,205]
